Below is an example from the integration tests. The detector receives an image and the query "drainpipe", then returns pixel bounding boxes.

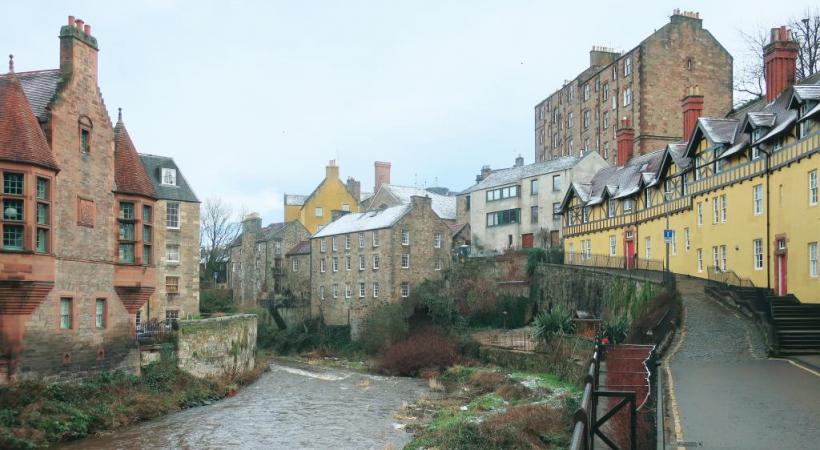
[760,147,772,293]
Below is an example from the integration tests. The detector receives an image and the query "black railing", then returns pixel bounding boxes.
[565,253,665,272]
[570,343,600,450]
[136,319,177,345]
[707,266,754,288]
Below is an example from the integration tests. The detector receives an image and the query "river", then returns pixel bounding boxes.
[57,360,427,450]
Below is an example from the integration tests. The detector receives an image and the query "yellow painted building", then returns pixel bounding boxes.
[284,160,361,234]
[561,81,820,303]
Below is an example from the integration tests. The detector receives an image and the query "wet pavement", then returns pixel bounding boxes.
[666,277,820,449]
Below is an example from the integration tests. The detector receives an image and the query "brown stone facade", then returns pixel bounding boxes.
[534,11,732,165]
[310,196,452,339]
[283,241,311,304]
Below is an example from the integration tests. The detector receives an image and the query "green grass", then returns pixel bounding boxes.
[468,393,505,411]
[439,365,478,384]
[509,370,582,394]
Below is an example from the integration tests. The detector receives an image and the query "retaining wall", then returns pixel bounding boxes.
[176,314,257,378]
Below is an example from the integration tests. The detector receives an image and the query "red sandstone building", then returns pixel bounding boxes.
[0,17,181,382]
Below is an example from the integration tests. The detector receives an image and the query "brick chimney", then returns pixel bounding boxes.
[616,118,635,166]
[325,159,339,181]
[59,15,99,82]
[514,155,524,167]
[478,165,492,182]
[681,86,704,143]
[346,177,361,201]
[764,26,799,102]
[374,161,391,192]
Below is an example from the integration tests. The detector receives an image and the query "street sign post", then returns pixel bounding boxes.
[663,229,674,243]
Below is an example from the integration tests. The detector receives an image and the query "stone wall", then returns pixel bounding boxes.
[176,314,257,379]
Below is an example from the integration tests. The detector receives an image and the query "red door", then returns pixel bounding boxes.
[522,233,534,249]
[625,239,636,269]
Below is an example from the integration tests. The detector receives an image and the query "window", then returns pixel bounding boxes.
[624,56,632,76]
[810,242,818,278]
[359,255,365,270]
[530,179,538,195]
[401,253,410,268]
[603,83,609,101]
[720,195,727,223]
[608,199,616,218]
[466,195,471,211]
[754,239,764,270]
[358,232,365,248]
[810,170,818,205]
[320,239,327,253]
[320,286,325,300]
[603,112,609,129]
[359,282,366,298]
[345,283,351,298]
[583,110,590,129]
[582,207,590,223]
[567,112,574,129]
[320,258,326,273]
[583,83,590,101]
[612,65,618,80]
[372,231,380,247]
[568,139,574,154]
[553,202,562,220]
[60,298,73,329]
[435,259,442,271]
[623,87,632,106]
[712,198,719,224]
[623,199,633,213]
[531,206,539,223]
[332,237,338,252]
[118,202,136,263]
[292,258,299,272]
[753,184,763,215]
[400,282,410,298]
[80,129,91,154]
[142,205,152,264]
[603,142,610,160]
[372,254,380,270]
[166,276,180,295]
[552,175,561,191]
[712,246,720,270]
[332,284,338,298]
[697,249,703,272]
[166,202,180,229]
[372,282,380,298]
[95,299,106,329]
[345,256,351,271]
[135,310,142,332]
[434,233,442,248]
[166,245,180,264]
[486,185,520,201]
[342,203,350,212]
[671,232,677,256]
[609,235,617,256]
[161,168,177,186]
[644,191,652,209]
[486,209,521,227]
[345,235,351,250]
[645,237,651,259]
[332,256,339,272]
[697,202,703,226]
[684,228,690,251]
[720,245,727,272]
[315,207,323,218]
[401,229,410,245]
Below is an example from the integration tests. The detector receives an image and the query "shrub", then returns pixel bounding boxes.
[359,302,410,354]
[480,403,571,448]
[495,383,532,401]
[603,316,630,344]
[526,248,547,277]
[468,370,506,392]
[532,305,576,342]
[377,327,456,376]
[200,289,235,314]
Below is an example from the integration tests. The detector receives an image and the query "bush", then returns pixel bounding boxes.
[495,383,532,401]
[480,403,571,449]
[532,305,576,343]
[200,289,235,314]
[603,316,630,344]
[377,327,457,376]
[359,302,410,354]
[468,371,506,393]
[526,248,547,277]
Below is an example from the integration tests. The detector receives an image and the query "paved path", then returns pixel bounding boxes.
[665,277,820,449]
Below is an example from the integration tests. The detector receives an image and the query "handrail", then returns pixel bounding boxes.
[565,252,665,272]
[707,265,754,288]
[569,344,600,450]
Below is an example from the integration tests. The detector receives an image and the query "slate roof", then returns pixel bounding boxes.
[260,222,286,240]
[372,185,457,220]
[12,69,60,122]
[461,155,580,194]
[285,240,310,256]
[285,194,308,206]
[698,118,738,144]
[792,84,820,102]
[0,71,59,170]
[113,115,156,198]
[139,153,199,203]
[567,149,665,207]
[312,203,411,238]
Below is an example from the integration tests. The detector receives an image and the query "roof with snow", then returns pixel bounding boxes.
[285,194,308,206]
[460,155,581,194]
[371,185,457,220]
[312,203,411,238]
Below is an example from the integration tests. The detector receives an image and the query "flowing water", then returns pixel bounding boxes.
[57,360,427,450]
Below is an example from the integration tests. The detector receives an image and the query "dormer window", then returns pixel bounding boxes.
[751,128,764,159]
[798,103,811,139]
[161,168,177,186]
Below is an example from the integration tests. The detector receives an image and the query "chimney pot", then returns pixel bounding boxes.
[68,16,75,27]
[84,24,91,36]
[75,19,84,30]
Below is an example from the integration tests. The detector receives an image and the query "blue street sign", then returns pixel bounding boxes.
[664,229,674,242]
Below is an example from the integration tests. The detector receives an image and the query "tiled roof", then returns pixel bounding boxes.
[114,114,156,198]
[461,155,580,194]
[139,154,199,203]
[286,240,310,256]
[376,185,457,220]
[0,72,59,170]
[747,112,776,128]
[573,149,665,206]
[260,222,286,240]
[447,222,467,235]
[285,194,308,206]
[792,85,820,102]
[312,203,411,238]
[12,69,60,122]
[698,118,738,144]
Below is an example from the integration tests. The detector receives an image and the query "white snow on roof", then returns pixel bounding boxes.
[755,110,797,145]
[461,156,580,194]
[285,194,308,206]
[384,185,456,220]
[312,204,411,238]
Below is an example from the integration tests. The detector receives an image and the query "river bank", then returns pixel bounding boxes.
[0,350,272,449]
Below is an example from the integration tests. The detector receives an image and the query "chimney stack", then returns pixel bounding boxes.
[242,212,262,235]
[346,176,361,201]
[615,117,635,166]
[514,155,524,167]
[480,165,492,181]
[764,26,799,102]
[325,159,339,180]
[681,86,704,143]
[59,15,99,82]
[374,161,391,193]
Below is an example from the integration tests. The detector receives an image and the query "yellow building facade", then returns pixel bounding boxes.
[284,161,360,234]
[562,85,820,303]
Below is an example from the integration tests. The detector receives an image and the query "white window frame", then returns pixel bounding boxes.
[166,202,180,229]
[358,255,365,271]
[609,235,616,256]
[401,229,410,246]
[315,207,323,218]
[435,259,442,271]
[608,199,616,218]
[166,245,180,264]
[292,258,299,272]
[712,198,719,224]
[809,242,818,278]
[332,284,338,299]
[645,237,651,259]
[358,232,365,248]
[720,195,727,223]
[401,253,410,269]
[400,282,410,298]
[372,231,380,247]
[753,184,763,215]
[697,248,703,272]
[684,227,690,251]
[372,254,380,270]
[345,256,351,271]
[160,168,177,186]
[697,202,703,226]
[434,233,442,248]
[320,258,326,273]
[332,237,338,252]
[372,282,380,298]
[332,256,338,272]
[319,286,325,300]
[345,283,351,298]
[345,234,351,250]
[623,87,632,106]
[720,245,727,272]
[810,170,818,205]
[359,282,366,298]
[320,239,327,253]
[754,239,764,270]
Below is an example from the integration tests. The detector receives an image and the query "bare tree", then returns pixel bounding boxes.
[200,198,241,284]
[735,10,820,103]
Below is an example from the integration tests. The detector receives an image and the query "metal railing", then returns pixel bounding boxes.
[570,343,600,450]
[707,266,754,288]
[565,253,665,272]
[136,319,177,345]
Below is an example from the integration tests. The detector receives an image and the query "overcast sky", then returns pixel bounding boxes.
[2,1,816,223]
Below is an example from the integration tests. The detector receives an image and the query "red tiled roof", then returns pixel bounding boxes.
[0,72,59,170]
[114,113,156,198]
[286,240,311,256]
[447,222,467,234]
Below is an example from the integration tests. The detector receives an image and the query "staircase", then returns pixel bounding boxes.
[770,296,820,355]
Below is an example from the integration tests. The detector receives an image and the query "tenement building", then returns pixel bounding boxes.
[561,26,819,304]
[228,215,309,306]
[284,160,362,234]
[284,240,311,303]
[458,154,607,253]
[310,196,452,338]
[534,10,732,166]
[363,184,457,221]
[0,17,196,382]
[139,154,201,324]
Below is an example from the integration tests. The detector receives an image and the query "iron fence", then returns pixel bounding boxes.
[707,266,754,287]
[136,319,177,345]
[565,253,664,272]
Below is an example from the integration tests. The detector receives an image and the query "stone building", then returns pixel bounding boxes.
[0,17,196,382]
[363,184,457,221]
[139,154,201,323]
[228,216,309,307]
[310,196,452,338]
[284,240,311,303]
[534,10,732,165]
[284,160,362,234]
[458,153,607,253]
